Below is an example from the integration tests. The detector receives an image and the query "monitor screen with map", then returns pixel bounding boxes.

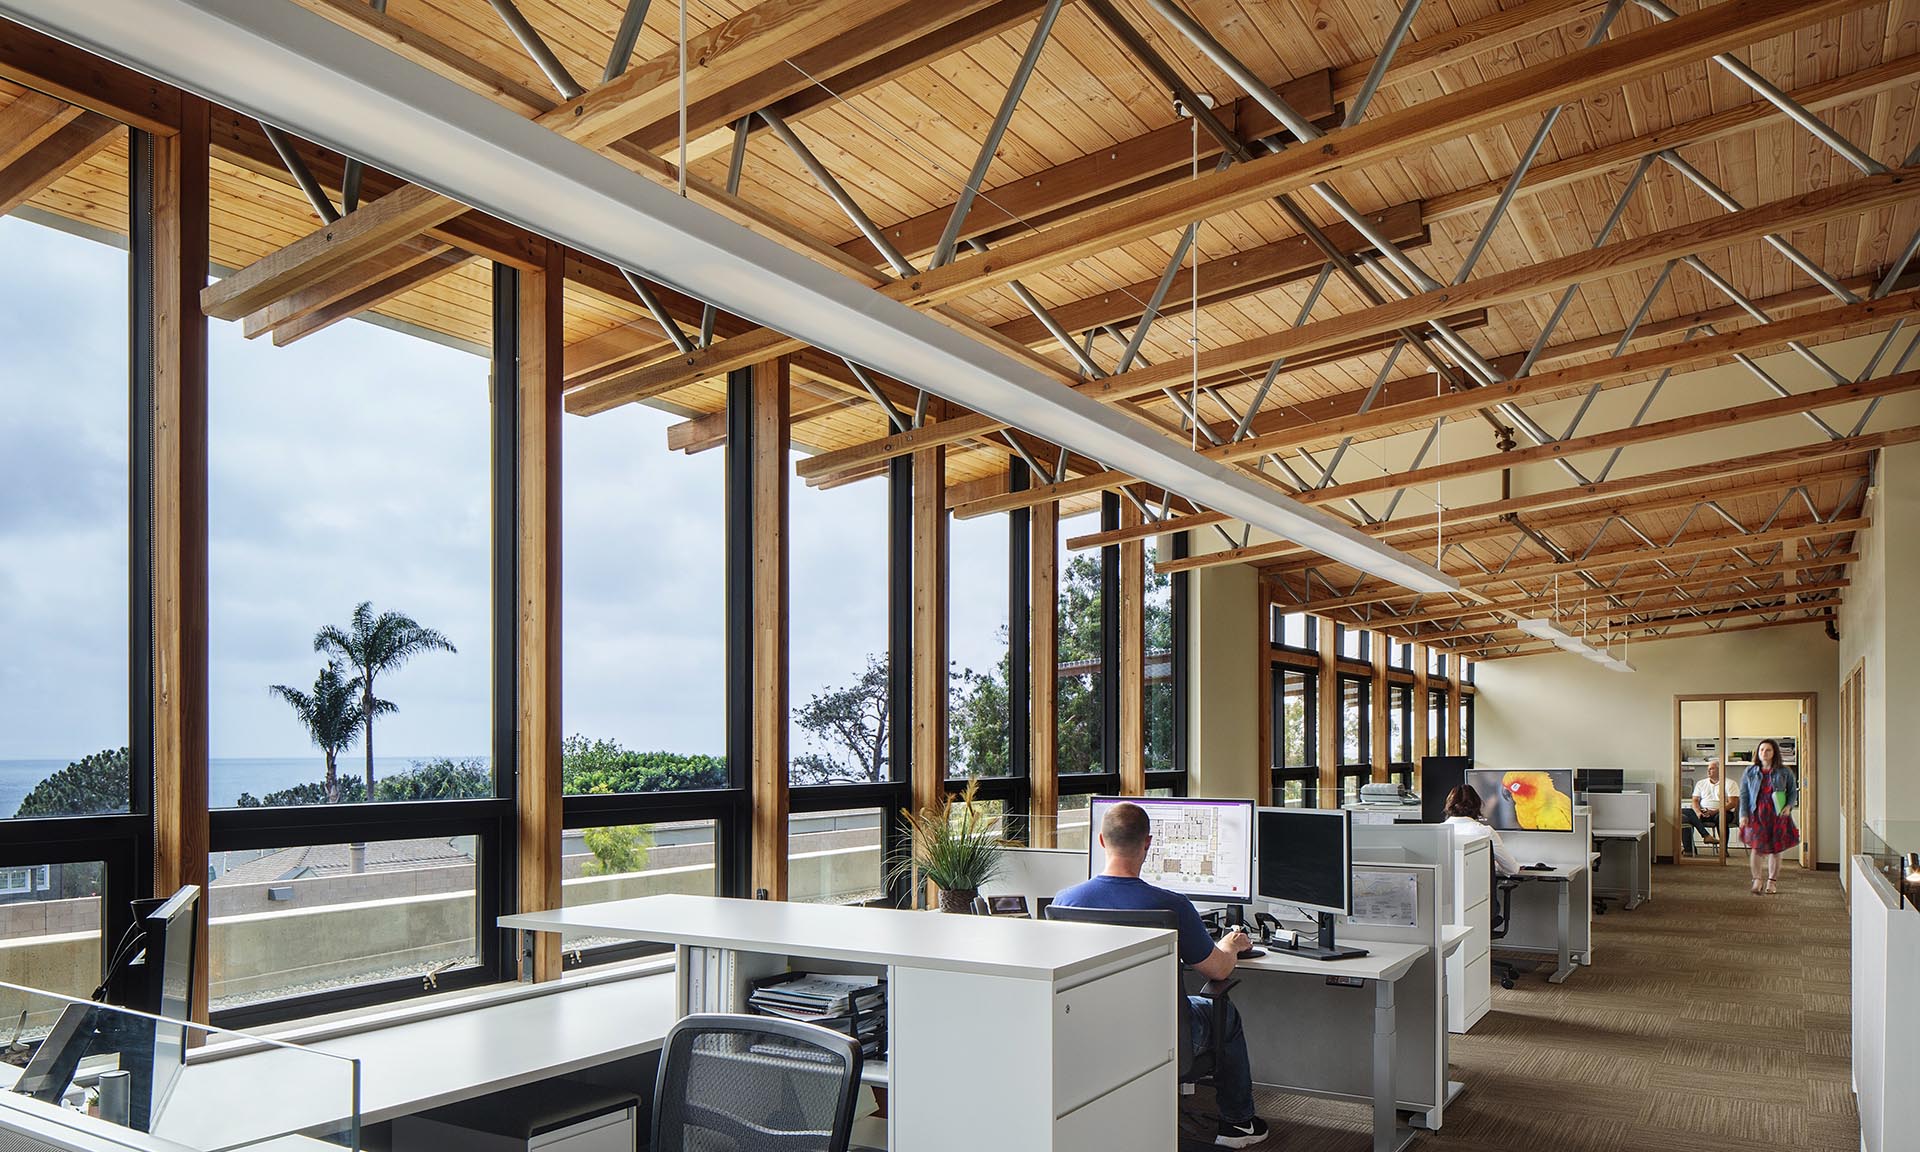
[1087,796,1255,903]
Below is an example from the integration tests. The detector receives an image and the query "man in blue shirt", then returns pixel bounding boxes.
[1054,801,1268,1148]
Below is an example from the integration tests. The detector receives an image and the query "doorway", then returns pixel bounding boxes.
[1672,693,1817,868]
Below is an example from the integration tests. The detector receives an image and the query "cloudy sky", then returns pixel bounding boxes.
[1,213,1011,781]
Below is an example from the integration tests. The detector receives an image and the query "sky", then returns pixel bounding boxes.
[1,212,1013,776]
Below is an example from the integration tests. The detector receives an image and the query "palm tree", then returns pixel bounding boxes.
[270,662,375,804]
[314,601,458,796]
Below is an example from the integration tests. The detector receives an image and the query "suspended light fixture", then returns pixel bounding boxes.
[0,0,1462,595]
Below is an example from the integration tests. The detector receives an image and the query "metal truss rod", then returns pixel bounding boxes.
[847,360,909,433]
[602,0,654,83]
[1632,0,1888,178]
[760,110,917,278]
[700,118,752,348]
[261,124,339,224]
[1229,264,1332,439]
[485,0,585,100]
[1659,151,1859,304]
[1119,223,1198,373]
[1000,430,1053,483]
[1876,222,1920,300]
[1344,0,1425,126]
[1518,156,1657,377]
[620,269,697,355]
[931,0,1068,268]
[339,0,389,213]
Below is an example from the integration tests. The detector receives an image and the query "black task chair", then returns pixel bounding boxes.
[1044,905,1235,1151]
[651,1013,864,1152]
[1489,854,1522,990]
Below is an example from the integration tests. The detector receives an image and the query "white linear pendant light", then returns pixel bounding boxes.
[0,0,1460,593]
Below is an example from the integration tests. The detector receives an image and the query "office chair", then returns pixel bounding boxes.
[651,1013,864,1152]
[1044,905,1234,1151]
[1489,855,1522,990]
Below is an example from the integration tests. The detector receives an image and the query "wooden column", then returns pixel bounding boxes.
[1256,586,1273,806]
[750,358,791,899]
[1118,503,1146,795]
[515,244,563,981]
[1029,500,1059,845]
[1315,619,1338,807]
[1370,635,1390,783]
[150,97,210,1022]
[1447,667,1465,756]
[1412,646,1431,771]
[911,447,948,814]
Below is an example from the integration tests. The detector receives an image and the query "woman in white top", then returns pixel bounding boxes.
[1442,784,1520,876]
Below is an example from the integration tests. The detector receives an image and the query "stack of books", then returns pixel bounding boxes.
[747,972,887,1060]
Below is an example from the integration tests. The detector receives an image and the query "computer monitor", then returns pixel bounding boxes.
[1419,756,1472,823]
[1465,769,1576,832]
[1086,796,1254,904]
[1255,807,1365,961]
[1575,768,1625,795]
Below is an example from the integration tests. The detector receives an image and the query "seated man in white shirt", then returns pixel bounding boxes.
[1682,760,1733,855]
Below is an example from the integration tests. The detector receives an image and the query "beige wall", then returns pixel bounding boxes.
[1838,440,1920,835]
[1186,560,1261,802]
[1474,623,1839,863]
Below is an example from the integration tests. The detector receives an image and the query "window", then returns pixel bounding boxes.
[562,402,727,796]
[1055,792,1094,852]
[949,511,1012,781]
[1269,606,1317,653]
[1428,648,1449,680]
[789,808,885,905]
[1428,688,1450,758]
[1463,658,1475,685]
[1460,695,1476,761]
[1057,510,1106,776]
[789,460,892,786]
[0,858,106,1004]
[1337,674,1371,805]
[561,819,717,954]
[1271,667,1317,807]
[1144,544,1176,774]
[1387,684,1414,789]
[207,835,479,1013]
[1335,624,1370,663]
[1388,639,1413,671]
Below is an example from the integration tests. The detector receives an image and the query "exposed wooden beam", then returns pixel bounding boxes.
[0,108,117,216]
[634,0,1882,398]
[515,250,564,981]
[200,183,472,320]
[1305,370,1920,507]
[1470,611,1833,659]
[0,19,180,135]
[1213,293,1920,464]
[241,236,456,339]
[1328,0,1609,104]
[1066,510,1232,551]
[913,446,948,816]
[1028,500,1060,845]
[1445,516,1870,589]
[748,358,791,900]
[0,85,80,170]
[1119,501,1145,794]
[272,250,477,346]
[1446,596,1845,646]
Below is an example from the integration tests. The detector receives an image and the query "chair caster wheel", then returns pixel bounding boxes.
[1500,978,1516,990]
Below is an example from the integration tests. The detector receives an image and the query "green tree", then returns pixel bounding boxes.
[560,735,726,795]
[581,822,653,876]
[314,601,457,796]
[792,654,891,784]
[949,642,1012,779]
[1144,546,1176,773]
[379,758,492,801]
[237,777,367,807]
[269,661,370,804]
[12,748,130,818]
[1055,551,1105,775]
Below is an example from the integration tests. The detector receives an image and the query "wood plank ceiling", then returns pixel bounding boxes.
[4,0,1916,660]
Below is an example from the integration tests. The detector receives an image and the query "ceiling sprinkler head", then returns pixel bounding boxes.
[1172,91,1218,119]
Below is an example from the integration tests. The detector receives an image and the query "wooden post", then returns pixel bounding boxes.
[1447,667,1465,757]
[1029,500,1059,845]
[1316,619,1339,807]
[150,96,210,1022]
[515,243,563,981]
[1412,646,1431,775]
[750,358,791,899]
[1370,633,1390,783]
[1118,503,1145,795]
[912,446,948,814]
[1256,585,1273,807]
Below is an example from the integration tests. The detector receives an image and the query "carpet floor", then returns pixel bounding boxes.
[1243,860,1856,1151]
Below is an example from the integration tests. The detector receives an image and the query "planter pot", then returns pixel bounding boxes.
[937,886,979,914]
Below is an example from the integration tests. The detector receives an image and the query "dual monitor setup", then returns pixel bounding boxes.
[1086,796,1366,960]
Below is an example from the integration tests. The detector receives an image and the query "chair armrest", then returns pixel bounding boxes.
[1197,978,1237,999]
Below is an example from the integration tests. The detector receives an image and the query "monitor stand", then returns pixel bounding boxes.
[1279,912,1368,961]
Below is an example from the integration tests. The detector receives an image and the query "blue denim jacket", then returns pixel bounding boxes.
[1738,764,1798,823]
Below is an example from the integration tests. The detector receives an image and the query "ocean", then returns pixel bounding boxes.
[0,755,492,817]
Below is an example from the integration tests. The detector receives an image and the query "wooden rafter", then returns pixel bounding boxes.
[0,105,118,217]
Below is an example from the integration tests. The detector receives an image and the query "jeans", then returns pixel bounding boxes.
[1681,808,1726,852]
[1188,995,1255,1124]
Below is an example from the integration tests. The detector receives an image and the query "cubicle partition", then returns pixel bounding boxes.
[1587,792,1654,909]
[982,847,1089,908]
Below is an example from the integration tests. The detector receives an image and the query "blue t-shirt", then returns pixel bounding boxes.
[1052,875,1216,967]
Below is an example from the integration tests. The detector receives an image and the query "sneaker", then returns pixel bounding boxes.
[1215,1117,1270,1147]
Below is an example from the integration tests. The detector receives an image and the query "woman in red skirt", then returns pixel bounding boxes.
[1737,737,1800,895]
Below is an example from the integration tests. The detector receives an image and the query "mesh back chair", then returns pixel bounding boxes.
[651,1013,863,1152]
[1043,904,1234,1151]
[1489,853,1523,990]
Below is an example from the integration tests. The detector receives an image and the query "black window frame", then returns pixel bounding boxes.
[1334,623,1371,665]
[1335,672,1371,807]
[1460,692,1476,761]
[1386,681,1414,788]
[1269,604,1319,654]
[1427,686,1451,758]
[1270,663,1318,808]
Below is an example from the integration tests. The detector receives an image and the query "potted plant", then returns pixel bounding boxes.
[888,777,1007,913]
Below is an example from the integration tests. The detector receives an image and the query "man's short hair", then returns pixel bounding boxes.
[1101,802,1152,855]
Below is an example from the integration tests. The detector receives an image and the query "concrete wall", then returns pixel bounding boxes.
[1838,440,1920,837]
[1187,560,1261,802]
[1474,622,1839,863]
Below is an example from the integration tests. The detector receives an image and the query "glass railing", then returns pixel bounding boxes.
[0,980,360,1149]
[1862,820,1920,901]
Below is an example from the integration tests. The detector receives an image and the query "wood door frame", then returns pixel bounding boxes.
[1841,659,1865,863]
[1672,691,1819,868]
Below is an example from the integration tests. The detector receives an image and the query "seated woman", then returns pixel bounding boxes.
[1442,784,1520,876]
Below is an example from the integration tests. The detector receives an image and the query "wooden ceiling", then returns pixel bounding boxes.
[3,0,1916,659]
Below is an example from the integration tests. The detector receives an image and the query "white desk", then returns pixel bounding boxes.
[1507,864,1587,983]
[1592,826,1652,910]
[504,894,1177,1152]
[1233,941,1430,1152]
[154,972,675,1150]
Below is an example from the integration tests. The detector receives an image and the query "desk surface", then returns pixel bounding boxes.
[1441,924,1472,957]
[1593,827,1651,839]
[503,893,1172,981]
[1513,863,1587,881]
[1233,938,1426,983]
[156,973,675,1150]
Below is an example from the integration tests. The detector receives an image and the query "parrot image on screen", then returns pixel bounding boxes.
[1501,771,1573,831]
